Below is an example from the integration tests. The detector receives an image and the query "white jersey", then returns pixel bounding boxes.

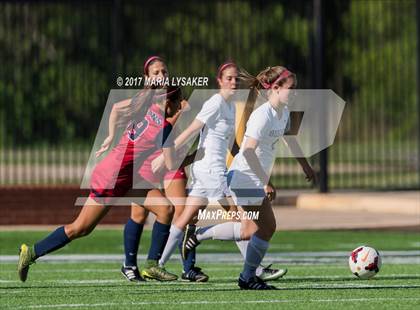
[192,93,235,173]
[229,101,290,187]
[188,93,235,200]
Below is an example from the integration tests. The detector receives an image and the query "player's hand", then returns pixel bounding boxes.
[264,183,276,202]
[151,154,166,174]
[181,99,191,111]
[303,166,318,186]
[95,135,113,157]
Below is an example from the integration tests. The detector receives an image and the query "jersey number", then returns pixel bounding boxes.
[128,120,149,142]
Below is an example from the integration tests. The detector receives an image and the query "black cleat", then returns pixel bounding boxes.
[181,224,199,260]
[181,267,209,282]
[121,266,146,282]
[238,276,278,290]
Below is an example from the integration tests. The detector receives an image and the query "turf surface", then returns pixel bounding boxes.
[1,262,420,309]
[1,229,419,255]
[1,230,419,309]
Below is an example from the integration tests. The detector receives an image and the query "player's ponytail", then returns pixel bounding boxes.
[238,66,297,125]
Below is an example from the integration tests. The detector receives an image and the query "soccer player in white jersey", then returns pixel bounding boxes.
[186,66,316,290]
[234,66,316,289]
[153,63,286,281]
[150,62,239,273]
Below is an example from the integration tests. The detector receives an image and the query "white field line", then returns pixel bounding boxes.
[2,277,420,290]
[1,251,419,263]
[5,297,420,309]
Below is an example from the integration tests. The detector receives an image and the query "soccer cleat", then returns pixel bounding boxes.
[181,225,200,260]
[238,276,278,290]
[181,266,209,282]
[141,261,178,281]
[258,264,288,281]
[121,265,146,282]
[18,244,36,282]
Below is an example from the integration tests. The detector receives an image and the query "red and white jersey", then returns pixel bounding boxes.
[115,103,173,164]
[89,103,173,196]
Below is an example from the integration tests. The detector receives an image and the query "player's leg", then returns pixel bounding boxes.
[184,199,287,281]
[140,189,178,281]
[182,197,243,259]
[238,198,277,290]
[234,215,287,281]
[121,203,149,282]
[18,198,109,282]
[158,196,206,267]
[164,178,209,282]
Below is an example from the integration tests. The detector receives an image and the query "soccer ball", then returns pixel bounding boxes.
[348,246,382,279]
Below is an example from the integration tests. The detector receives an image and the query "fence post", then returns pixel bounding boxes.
[313,0,328,192]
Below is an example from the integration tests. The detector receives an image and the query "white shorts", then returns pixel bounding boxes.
[227,170,265,206]
[188,167,230,201]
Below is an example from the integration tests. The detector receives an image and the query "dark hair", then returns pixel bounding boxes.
[143,56,164,75]
[116,57,168,127]
[153,86,183,119]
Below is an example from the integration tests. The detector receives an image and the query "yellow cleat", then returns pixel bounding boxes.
[141,261,178,281]
[17,244,35,282]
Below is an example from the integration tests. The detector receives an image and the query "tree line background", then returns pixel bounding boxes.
[0,0,418,189]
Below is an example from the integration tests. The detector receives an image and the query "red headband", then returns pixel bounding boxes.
[144,56,163,74]
[261,69,292,89]
[217,62,236,78]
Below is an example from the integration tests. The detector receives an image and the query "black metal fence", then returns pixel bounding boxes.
[0,0,418,190]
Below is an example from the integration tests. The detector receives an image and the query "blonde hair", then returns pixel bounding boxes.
[239,66,296,91]
[239,66,296,113]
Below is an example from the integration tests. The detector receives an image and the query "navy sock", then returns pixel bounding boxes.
[124,218,144,267]
[178,235,196,272]
[147,221,171,261]
[34,226,70,259]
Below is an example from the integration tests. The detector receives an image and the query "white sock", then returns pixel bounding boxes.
[241,234,269,281]
[158,225,183,266]
[236,239,264,276]
[236,240,248,258]
[196,222,242,241]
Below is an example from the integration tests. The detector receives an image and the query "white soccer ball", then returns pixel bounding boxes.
[348,245,382,279]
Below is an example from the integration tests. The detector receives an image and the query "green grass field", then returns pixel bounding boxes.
[1,229,419,309]
[1,229,419,255]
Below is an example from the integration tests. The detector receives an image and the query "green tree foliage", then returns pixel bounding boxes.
[0,2,110,146]
[0,0,417,148]
[338,0,416,141]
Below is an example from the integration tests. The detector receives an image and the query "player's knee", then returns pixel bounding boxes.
[131,207,147,224]
[173,206,183,221]
[65,223,94,240]
[240,229,252,240]
[155,204,174,224]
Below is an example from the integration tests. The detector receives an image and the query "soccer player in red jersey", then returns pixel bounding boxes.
[17,73,183,282]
